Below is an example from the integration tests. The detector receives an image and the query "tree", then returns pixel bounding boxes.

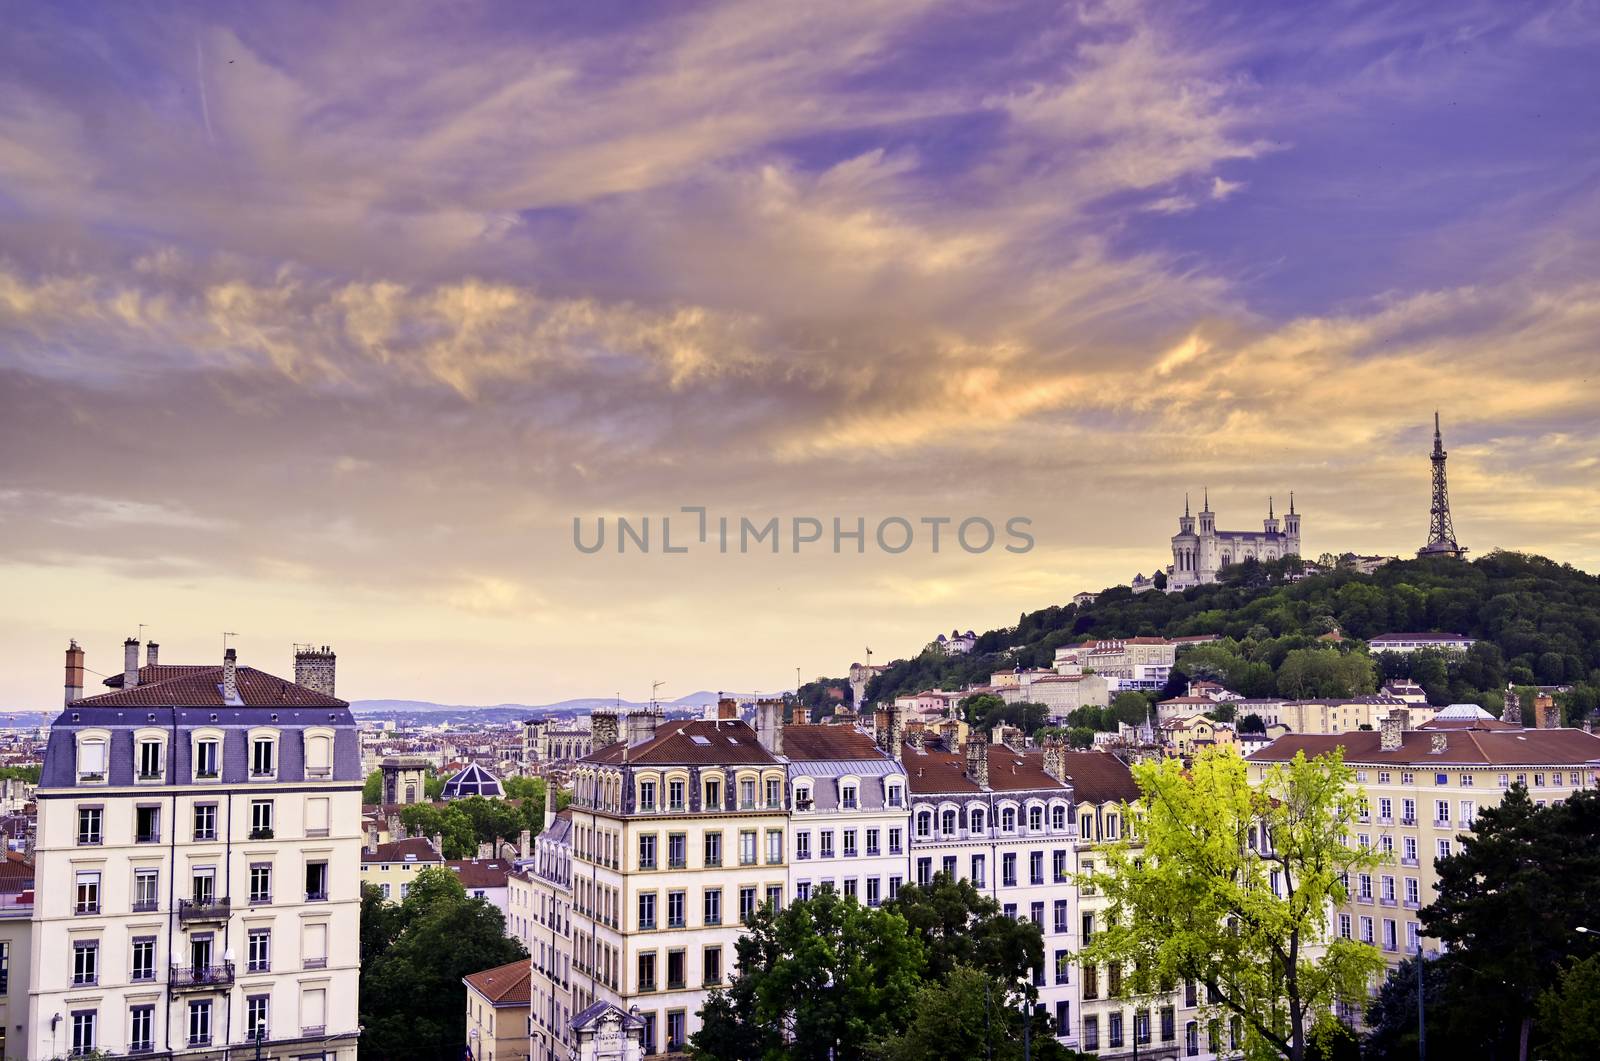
[885,872,1044,985]
[1109,691,1152,727]
[1275,648,1376,700]
[1209,702,1238,724]
[961,693,1009,727]
[1362,956,1475,1060]
[689,887,926,1060]
[1067,726,1096,749]
[1080,748,1384,1061]
[1238,712,1266,734]
[362,769,382,804]
[360,868,527,1059]
[875,965,1083,1061]
[1536,953,1600,1061]
[1422,787,1600,1061]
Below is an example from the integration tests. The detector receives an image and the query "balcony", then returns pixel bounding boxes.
[170,962,235,990]
[132,898,159,913]
[307,765,333,779]
[1400,817,1417,827]
[302,1026,326,1038]
[178,897,230,922]
[304,957,328,970]
[1400,856,1419,867]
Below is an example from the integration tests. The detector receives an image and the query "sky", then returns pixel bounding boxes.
[2,0,1599,710]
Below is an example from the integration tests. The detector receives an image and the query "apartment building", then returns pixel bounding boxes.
[1245,711,1600,970]
[566,708,789,1054]
[359,836,443,901]
[0,854,33,1060]
[464,960,531,1061]
[521,793,575,1061]
[1231,697,1434,735]
[30,639,362,1060]
[783,718,908,908]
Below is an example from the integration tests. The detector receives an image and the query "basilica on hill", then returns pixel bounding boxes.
[1166,490,1301,590]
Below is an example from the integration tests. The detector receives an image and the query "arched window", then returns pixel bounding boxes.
[76,735,107,783]
[916,810,932,838]
[969,807,986,833]
[1051,805,1067,830]
[1028,806,1043,832]
[1001,806,1017,832]
[940,809,957,836]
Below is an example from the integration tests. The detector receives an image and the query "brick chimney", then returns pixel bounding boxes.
[221,648,239,703]
[965,730,990,790]
[717,697,738,720]
[591,711,620,749]
[890,703,906,760]
[64,640,85,705]
[1430,733,1448,755]
[756,698,785,756]
[907,723,926,753]
[146,641,160,667]
[294,645,337,697]
[874,709,891,751]
[1379,708,1406,752]
[123,637,141,689]
[1041,736,1066,781]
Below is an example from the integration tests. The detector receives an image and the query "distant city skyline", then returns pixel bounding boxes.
[4,2,1599,709]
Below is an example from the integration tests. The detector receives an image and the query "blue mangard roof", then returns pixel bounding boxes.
[442,762,504,799]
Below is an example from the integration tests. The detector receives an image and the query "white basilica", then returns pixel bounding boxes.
[1167,491,1301,590]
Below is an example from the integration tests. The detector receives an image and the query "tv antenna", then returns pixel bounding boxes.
[222,631,238,651]
[651,680,665,710]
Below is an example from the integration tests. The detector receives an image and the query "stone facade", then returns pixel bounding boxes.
[1168,493,1300,590]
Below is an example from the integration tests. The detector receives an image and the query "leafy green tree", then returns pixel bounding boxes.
[885,872,1044,985]
[361,769,382,804]
[690,887,925,1060]
[1080,748,1383,1061]
[1275,647,1376,699]
[1209,702,1238,723]
[1362,956,1475,1060]
[1422,787,1600,1061]
[1536,953,1600,1061]
[1109,691,1152,727]
[360,867,526,1060]
[1238,712,1266,734]
[875,965,1083,1061]
[1067,726,1096,749]
[961,693,1009,727]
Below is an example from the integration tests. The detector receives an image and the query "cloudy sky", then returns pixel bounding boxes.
[3,1,1598,709]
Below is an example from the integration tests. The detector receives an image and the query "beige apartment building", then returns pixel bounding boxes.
[1233,697,1435,735]
[566,709,789,1054]
[1246,712,1600,970]
[464,960,531,1061]
[28,639,362,1060]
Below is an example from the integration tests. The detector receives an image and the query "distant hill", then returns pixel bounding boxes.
[349,689,774,724]
[861,551,1600,722]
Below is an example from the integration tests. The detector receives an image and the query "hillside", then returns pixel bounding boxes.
[862,551,1600,721]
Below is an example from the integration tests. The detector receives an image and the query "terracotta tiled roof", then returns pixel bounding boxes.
[361,836,443,864]
[783,726,889,762]
[103,664,215,688]
[583,719,779,767]
[76,665,345,708]
[464,960,531,1006]
[1059,751,1142,804]
[903,739,1067,795]
[448,859,511,889]
[1246,728,1600,766]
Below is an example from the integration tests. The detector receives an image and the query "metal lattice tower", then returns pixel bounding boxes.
[1417,412,1467,559]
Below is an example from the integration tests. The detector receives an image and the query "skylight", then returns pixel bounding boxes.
[690,735,711,745]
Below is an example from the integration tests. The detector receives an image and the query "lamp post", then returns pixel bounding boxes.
[255,1018,267,1061]
[1017,975,1033,1061]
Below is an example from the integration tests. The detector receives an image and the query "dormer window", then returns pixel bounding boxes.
[138,739,163,781]
[704,777,722,809]
[840,783,858,810]
[1001,807,1017,832]
[305,733,333,779]
[195,739,220,780]
[940,809,957,836]
[970,807,986,833]
[251,737,276,778]
[886,783,903,808]
[915,810,931,838]
[765,778,783,808]
[794,785,812,811]
[1051,805,1067,830]
[638,780,657,812]
[77,738,107,783]
[1028,806,1043,832]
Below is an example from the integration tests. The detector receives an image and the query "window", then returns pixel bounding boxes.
[1437,839,1453,859]
[251,800,274,839]
[77,737,107,782]
[916,810,932,838]
[1055,948,1070,984]
[667,890,685,929]
[705,777,722,808]
[136,805,160,843]
[888,826,903,854]
[305,732,333,778]
[195,738,220,779]
[638,779,657,811]
[75,871,100,915]
[820,830,835,858]
[639,834,657,870]
[1030,851,1044,885]
[1029,805,1043,832]
[704,945,723,985]
[251,737,275,777]
[1001,806,1017,832]
[970,807,986,833]
[740,830,757,866]
[71,940,101,989]
[244,927,271,972]
[130,1005,154,1053]
[1030,901,1044,926]
[942,855,957,879]
[1054,900,1069,933]
[796,831,811,860]
[188,999,212,1046]
[1108,962,1123,997]
[739,886,757,923]
[941,808,958,835]
[739,778,756,808]
[843,829,857,857]
[303,921,329,969]
[867,877,881,907]
[1435,800,1450,825]
[667,950,686,990]
[133,869,160,912]
[1052,805,1067,829]
[668,779,686,811]
[1082,912,1095,942]
[1339,913,1352,938]
[668,833,687,869]
[667,1009,687,1050]
[638,952,657,991]
[1109,1011,1124,1047]
[72,1011,97,1056]
[916,857,932,886]
[971,853,986,887]
[1056,1001,1071,1036]
[247,995,270,1040]
[887,782,903,808]
[844,878,858,899]
[193,804,218,841]
[1105,813,1120,839]
[1054,850,1069,883]
[306,860,329,901]
[766,884,782,911]
[77,806,102,846]
[865,827,880,855]
[704,888,722,926]
[889,875,902,900]
[1406,877,1420,905]
[1002,852,1017,887]
[638,893,656,930]
[1084,1015,1099,1051]
[766,778,783,808]
[191,868,216,904]
[704,832,722,868]
[1162,1005,1176,1042]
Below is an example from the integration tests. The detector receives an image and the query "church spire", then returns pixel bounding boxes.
[1202,486,1210,512]
[1185,493,1190,518]
[1269,496,1274,520]
[1289,491,1295,515]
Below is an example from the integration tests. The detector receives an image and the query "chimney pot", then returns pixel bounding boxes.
[591,711,620,749]
[221,648,239,703]
[123,637,141,689]
[146,641,160,668]
[64,640,85,706]
[294,645,337,697]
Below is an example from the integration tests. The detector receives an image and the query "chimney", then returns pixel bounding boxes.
[907,724,926,753]
[543,776,557,831]
[591,711,620,749]
[123,637,141,689]
[874,709,891,751]
[717,697,738,720]
[477,841,493,860]
[387,812,403,840]
[294,645,337,697]
[965,730,990,790]
[1430,733,1448,755]
[1379,708,1406,752]
[890,703,906,760]
[64,640,85,705]
[431,833,444,858]
[626,711,658,747]
[1042,736,1065,781]
[1000,725,1025,752]
[221,648,239,702]
[145,641,160,668]
[756,698,785,756]
[518,828,531,858]
[366,819,379,850]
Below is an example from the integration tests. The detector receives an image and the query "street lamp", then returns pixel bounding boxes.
[254,1018,267,1061]
[1016,975,1033,1061]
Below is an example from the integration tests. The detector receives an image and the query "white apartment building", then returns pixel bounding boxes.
[520,796,575,1061]
[29,639,361,1060]
[783,723,908,908]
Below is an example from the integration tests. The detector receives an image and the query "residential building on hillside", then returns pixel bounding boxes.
[1230,697,1435,735]
[1367,633,1476,654]
[998,673,1112,716]
[1246,712,1600,973]
[566,705,789,1054]
[32,639,362,1059]
[464,959,532,1061]
[450,857,512,914]
[783,720,907,907]
[1055,638,1178,680]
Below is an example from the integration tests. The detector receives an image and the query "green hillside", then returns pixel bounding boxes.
[861,551,1600,722]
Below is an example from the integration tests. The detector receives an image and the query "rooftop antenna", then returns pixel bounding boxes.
[137,623,148,642]
[651,680,665,713]
[222,631,238,652]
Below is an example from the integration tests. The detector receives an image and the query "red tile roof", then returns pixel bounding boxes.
[904,739,1067,795]
[783,726,889,762]
[76,664,345,708]
[1246,728,1600,767]
[463,960,531,1006]
[1059,751,1142,804]
[361,836,443,864]
[448,859,511,889]
[583,719,779,767]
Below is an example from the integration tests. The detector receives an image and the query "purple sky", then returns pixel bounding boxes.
[2,1,1598,708]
